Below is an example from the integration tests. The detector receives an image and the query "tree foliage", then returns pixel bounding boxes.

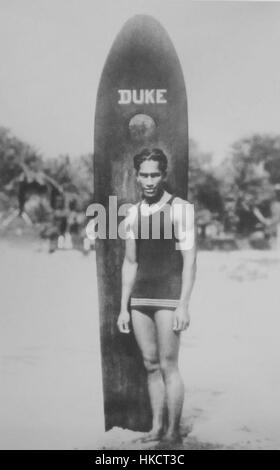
[45,153,93,209]
[189,139,223,215]
[0,127,42,189]
[1,127,280,241]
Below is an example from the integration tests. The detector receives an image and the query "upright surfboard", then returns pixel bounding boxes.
[94,15,188,431]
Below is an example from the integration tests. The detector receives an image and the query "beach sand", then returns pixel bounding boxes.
[0,240,279,450]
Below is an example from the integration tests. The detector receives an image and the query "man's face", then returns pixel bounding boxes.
[137,160,166,200]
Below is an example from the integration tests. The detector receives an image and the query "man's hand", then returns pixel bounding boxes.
[117,310,131,334]
[173,305,190,332]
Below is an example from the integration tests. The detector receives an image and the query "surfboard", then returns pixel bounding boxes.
[94,15,188,432]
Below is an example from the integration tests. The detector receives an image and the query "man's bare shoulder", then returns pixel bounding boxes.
[126,202,139,219]
[172,196,194,207]
[172,198,194,217]
[124,203,139,241]
[171,197,195,234]
[171,198,195,250]
[124,202,140,232]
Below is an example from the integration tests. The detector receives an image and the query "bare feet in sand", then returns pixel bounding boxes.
[140,429,164,443]
[160,432,183,445]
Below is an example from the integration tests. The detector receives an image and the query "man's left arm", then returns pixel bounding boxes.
[173,201,197,332]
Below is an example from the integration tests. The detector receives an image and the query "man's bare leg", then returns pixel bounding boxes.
[155,309,184,443]
[131,308,165,441]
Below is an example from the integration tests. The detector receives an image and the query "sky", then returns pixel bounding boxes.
[0,0,280,163]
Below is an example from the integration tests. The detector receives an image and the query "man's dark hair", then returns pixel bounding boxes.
[133,148,168,173]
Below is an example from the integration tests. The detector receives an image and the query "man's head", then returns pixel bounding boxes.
[133,148,168,201]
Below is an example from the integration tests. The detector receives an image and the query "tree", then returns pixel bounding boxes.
[45,153,93,209]
[217,134,280,235]
[189,139,223,215]
[221,134,277,204]
[0,127,43,211]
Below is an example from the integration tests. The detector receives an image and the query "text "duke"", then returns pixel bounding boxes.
[118,89,167,105]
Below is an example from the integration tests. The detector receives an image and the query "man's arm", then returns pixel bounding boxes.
[120,238,138,310]
[173,201,197,331]
[178,241,197,307]
[117,213,138,334]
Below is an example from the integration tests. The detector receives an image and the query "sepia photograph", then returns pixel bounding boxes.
[0,0,280,451]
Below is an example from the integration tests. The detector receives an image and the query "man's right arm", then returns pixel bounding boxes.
[117,219,138,334]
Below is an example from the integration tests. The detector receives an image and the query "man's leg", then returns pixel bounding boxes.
[155,309,184,442]
[131,308,165,440]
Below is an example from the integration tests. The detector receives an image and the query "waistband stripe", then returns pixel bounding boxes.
[131,298,179,307]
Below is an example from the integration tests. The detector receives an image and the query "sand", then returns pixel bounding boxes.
[0,240,280,450]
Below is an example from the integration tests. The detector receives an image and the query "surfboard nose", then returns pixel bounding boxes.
[122,14,165,30]
[113,14,175,56]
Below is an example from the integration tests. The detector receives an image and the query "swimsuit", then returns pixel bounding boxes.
[130,195,183,310]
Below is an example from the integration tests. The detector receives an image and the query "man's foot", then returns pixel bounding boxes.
[141,430,163,443]
[160,432,182,445]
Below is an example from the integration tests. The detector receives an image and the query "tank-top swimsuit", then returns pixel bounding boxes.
[130,195,183,310]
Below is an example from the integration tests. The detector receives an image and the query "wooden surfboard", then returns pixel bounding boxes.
[94,15,188,432]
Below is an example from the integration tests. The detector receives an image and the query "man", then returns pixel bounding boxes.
[117,148,196,444]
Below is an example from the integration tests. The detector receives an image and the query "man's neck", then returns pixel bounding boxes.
[143,188,165,206]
